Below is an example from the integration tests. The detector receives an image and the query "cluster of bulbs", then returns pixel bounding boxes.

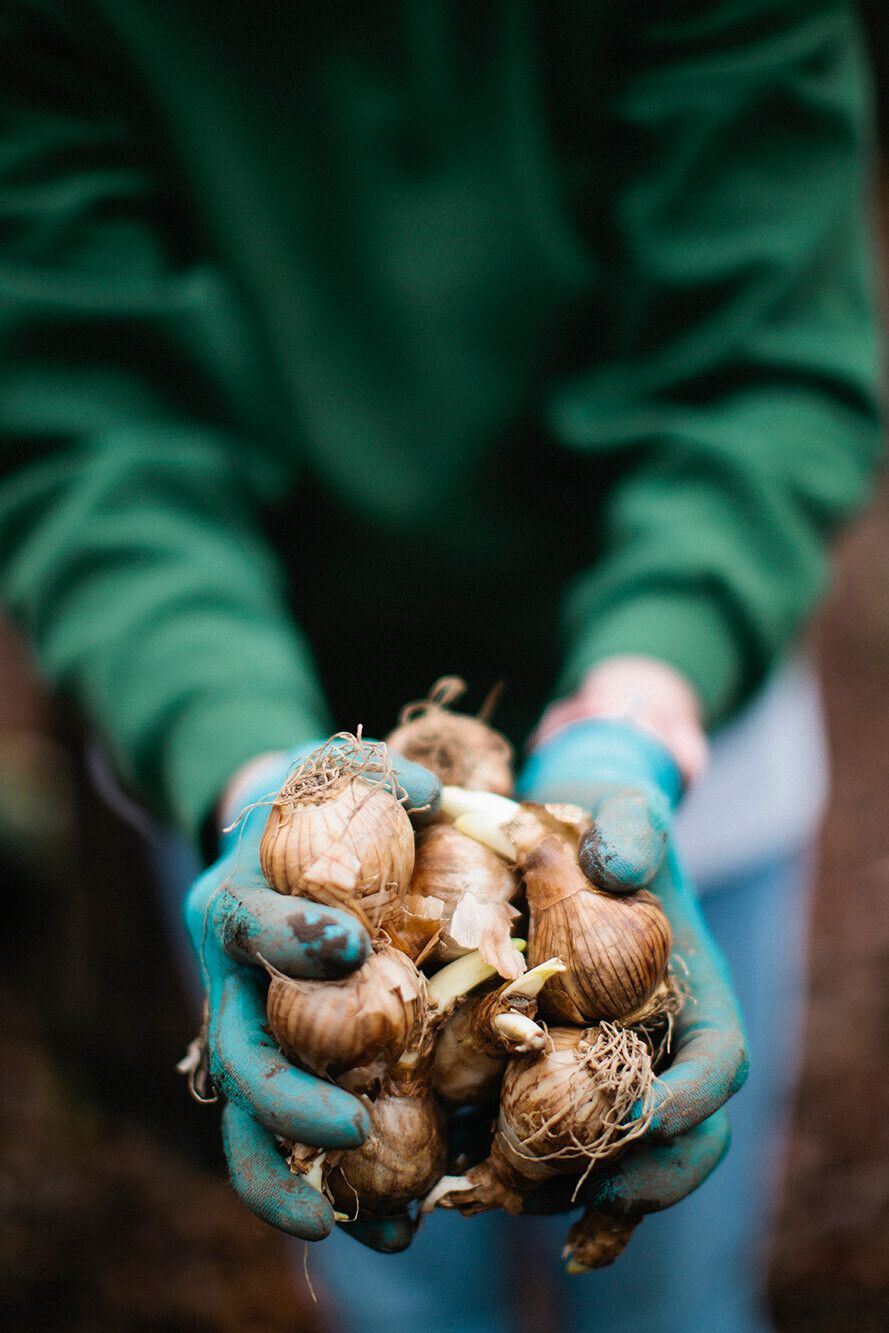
[254,678,681,1272]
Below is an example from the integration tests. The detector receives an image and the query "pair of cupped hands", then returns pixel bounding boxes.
[185,701,748,1255]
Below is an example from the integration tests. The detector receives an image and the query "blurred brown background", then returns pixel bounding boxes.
[6,9,889,1332]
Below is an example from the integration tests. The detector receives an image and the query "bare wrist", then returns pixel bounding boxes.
[533,656,708,786]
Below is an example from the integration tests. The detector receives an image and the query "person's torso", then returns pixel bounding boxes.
[96,0,613,552]
[88,2,622,725]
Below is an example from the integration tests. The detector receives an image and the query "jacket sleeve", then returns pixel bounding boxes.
[0,3,330,838]
[550,0,884,724]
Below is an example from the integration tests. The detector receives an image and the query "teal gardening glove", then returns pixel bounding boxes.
[515,720,748,1264]
[183,742,441,1253]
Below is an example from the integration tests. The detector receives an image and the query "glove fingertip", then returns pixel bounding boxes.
[389,753,442,820]
[324,914,372,973]
[286,900,372,977]
[350,1097,373,1144]
[583,1109,733,1219]
[222,1103,336,1240]
[272,1181,336,1242]
[579,817,666,894]
[708,1108,733,1168]
[303,1087,371,1150]
[730,1051,750,1098]
[340,1214,417,1253]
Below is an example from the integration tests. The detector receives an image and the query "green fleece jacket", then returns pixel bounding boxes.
[0,0,882,838]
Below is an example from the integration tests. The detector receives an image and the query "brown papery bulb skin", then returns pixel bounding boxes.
[564,1208,638,1271]
[260,776,414,931]
[326,1088,447,1218]
[386,677,514,796]
[497,1027,632,1175]
[515,817,671,1025]
[405,822,522,977]
[266,946,424,1078]
[437,1025,654,1216]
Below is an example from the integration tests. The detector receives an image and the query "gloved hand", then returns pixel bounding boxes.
[514,716,748,1235]
[183,741,441,1252]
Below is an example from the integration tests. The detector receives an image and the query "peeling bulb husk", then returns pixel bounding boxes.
[259,735,415,933]
[266,945,425,1077]
[288,1083,447,1220]
[402,822,523,977]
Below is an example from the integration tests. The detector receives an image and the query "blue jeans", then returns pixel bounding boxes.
[308,852,810,1333]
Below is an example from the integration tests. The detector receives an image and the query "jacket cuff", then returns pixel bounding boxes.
[559,589,747,728]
